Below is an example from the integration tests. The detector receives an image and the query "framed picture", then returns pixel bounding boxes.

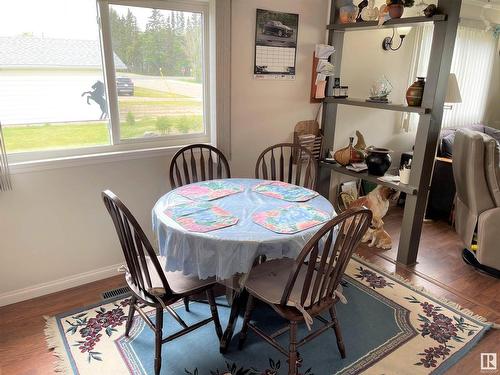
[254,9,299,80]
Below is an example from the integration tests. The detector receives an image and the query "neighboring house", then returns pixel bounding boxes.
[0,36,126,70]
[0,36,127,125]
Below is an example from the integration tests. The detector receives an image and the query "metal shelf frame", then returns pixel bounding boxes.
[318,0,462,265]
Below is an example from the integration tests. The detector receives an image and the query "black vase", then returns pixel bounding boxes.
[366,147,392,176]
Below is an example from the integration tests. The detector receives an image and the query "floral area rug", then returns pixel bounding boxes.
[45,257,492,374]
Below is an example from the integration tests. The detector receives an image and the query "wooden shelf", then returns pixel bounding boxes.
[324,97,431,114]
[327,15,447,31]
[320,161,418,195]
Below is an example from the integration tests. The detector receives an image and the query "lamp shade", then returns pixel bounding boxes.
[445,73,462,104]
[397,26,412,37]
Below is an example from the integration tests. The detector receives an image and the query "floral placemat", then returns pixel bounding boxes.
[252,204,330,234]
[176,180,244,201]
[174,206,239,233]
[164,202,213,220]
[252,181,318,202]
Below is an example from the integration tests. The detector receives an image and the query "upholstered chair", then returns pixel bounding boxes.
[453,129,500,276]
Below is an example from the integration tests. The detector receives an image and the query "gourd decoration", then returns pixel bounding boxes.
[354,130,367,153]
[334,137,365,166]
[361,0,379,21]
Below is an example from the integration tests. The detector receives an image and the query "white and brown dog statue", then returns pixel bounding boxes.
[348,186,398,249]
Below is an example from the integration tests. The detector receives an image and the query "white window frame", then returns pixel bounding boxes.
[7,0,211,165]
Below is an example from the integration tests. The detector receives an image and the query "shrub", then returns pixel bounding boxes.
[176,116,192,134]
[156,116,174,134]
[126,111,136,126]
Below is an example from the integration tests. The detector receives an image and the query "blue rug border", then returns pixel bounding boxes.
[352,256,493,375]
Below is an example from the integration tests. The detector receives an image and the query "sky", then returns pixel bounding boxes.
[0,1,194,40]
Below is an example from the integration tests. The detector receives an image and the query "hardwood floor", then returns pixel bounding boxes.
[0,205,498,375]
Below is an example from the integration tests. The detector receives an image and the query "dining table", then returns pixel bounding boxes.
[152,177,336,352]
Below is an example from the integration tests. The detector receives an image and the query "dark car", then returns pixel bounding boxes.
[116,76,134,96]
[263,20,293,38]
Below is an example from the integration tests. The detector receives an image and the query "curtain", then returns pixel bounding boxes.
[408,23,497,129]
[0,122,12,191]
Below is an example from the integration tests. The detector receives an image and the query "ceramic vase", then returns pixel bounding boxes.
[339,3,359,23]
[388,4,404,18]
[366,147,392,176]
[406,77,426,107]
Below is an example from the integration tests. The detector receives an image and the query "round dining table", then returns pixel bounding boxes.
[152,177,335,351]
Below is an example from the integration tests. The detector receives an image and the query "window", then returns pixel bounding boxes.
[1,0,210,162]
[106,3,206,141]
[408,23,497,129]
[0,0,110,153]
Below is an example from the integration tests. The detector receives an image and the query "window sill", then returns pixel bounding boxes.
[9,145,183,174]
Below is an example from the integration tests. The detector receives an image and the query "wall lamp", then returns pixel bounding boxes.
[382,27,412,51]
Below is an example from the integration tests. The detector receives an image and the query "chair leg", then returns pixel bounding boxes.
[206,288,223,340]
[329,306,346,359]
[154,306,164,375]
[184,296,190,312]
[288,321,298,375]
[238,294,255,350]
[125,295,137,337]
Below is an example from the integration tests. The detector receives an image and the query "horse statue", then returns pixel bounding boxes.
[82,80,108,120]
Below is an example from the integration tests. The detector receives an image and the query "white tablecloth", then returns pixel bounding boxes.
[152,178,335,281]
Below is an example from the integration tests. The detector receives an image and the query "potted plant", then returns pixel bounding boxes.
[386,0,414,18]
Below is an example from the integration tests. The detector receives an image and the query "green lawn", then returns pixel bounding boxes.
[4,115,204,153]
[133,86,190,99]
[118,99,202,115]
[4,84,203,153]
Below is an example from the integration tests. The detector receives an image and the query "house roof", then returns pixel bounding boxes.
[0,36,127,70]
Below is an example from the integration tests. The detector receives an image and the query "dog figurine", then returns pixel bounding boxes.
[362,225,392,249]
[348,186,398,249]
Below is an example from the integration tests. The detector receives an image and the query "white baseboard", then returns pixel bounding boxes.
[0,263,123,307]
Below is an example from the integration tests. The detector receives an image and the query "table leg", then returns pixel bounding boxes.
[219,289,248,354]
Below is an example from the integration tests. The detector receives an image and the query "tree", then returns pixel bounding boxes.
[109,7,201,78]
[184,13,202,81]
[109,8,142,73]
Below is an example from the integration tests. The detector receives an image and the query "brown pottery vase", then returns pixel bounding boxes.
[406,77,425,107]
[388,4,404,18]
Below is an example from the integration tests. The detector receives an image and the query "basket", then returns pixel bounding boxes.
[293,119,324,163]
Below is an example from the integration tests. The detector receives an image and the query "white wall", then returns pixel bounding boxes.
[0,156,170,303]
[230,0,330,177]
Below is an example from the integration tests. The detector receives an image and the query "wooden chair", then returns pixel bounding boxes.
[102,190,223,375]
[255,143,318,190]
[169,144,231,189]
[238,208,372,375]
[169,144,230,311]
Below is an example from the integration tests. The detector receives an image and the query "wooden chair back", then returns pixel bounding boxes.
[255,143,318,190]
[280,207,372,309]
[169,144,231,188]
[102,190,172,298]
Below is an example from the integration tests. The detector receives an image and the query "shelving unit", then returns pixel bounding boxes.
[318,0,462,265]
[323,97,431,114]
[320,162,418,195]
[327,14,447,31]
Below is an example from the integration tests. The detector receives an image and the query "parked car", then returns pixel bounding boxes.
[116,76,134,96]
[263,20,293,38]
